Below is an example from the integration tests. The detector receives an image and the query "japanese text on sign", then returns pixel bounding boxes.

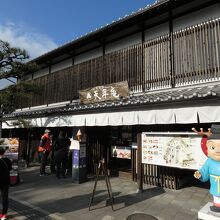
[79,81,129,104]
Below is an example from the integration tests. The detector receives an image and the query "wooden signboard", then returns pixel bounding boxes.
[79,81,129,104]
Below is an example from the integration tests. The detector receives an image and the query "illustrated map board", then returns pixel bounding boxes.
[142,132,208,170]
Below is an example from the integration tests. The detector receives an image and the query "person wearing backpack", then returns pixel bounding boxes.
[53,131,70,179]
[0,147,12,220]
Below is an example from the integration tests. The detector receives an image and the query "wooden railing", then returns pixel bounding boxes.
[17,18,220,108]
[144,35,171,90]
[173,18,220,85]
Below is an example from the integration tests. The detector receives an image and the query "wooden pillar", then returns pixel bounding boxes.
[102,39,106,84]
[137,132,143,193]
[169,10,175,88]
[26,129,32,166]
[141,29,145,92]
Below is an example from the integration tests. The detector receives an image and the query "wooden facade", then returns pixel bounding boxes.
[17,18,220,109]
[3,0,220,190]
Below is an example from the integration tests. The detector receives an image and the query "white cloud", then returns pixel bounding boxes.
[0,22,58,59]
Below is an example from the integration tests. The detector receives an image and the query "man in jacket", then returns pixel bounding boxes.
[39,129,52,176]
[0,147,12,220]
[53,130,70,179]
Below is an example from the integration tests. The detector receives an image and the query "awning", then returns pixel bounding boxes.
[3,104,220,128]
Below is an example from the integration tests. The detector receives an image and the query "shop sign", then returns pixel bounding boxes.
[72,150,79,168]
[72,142,87,168]
[79,81,129,104]
[0,138,19,179]
[142,132,207,170]
[112,146,131,159]
[70,138,80,150]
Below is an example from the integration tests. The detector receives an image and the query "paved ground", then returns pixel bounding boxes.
[5,166,213,220]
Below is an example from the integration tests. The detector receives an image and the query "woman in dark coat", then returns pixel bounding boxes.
[53,131,70,179]
[0,147,12,220]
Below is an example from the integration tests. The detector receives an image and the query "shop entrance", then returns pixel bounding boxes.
[86,126,137,180]
[109,126,135,179]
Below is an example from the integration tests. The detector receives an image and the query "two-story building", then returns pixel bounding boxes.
[2,0,220,189]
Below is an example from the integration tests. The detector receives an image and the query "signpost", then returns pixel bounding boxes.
[70,137,87,183]
[89,158,114,211]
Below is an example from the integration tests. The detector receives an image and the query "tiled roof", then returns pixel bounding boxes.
[3,82,220,119]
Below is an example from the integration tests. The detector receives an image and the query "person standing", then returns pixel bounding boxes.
[0,147,12,220]
[38,129,52,176]
[53,131,70,179]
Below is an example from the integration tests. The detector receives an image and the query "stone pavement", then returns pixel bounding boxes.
[6,166,212,220]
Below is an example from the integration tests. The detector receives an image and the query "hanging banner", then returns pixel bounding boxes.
[0,138,19,183]
[79,81,129,104]
[142,132,207,170]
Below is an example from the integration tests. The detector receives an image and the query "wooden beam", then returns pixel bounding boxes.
[137,131,143,192]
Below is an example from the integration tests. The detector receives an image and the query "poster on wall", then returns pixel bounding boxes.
[0,138,19,181]
[142,132,208,170]
[112,146,131,159]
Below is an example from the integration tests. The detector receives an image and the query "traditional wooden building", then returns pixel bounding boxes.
[2,0,220,189]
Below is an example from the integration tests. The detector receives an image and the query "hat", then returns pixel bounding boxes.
[44,129,51,133]
[208,124,220,140]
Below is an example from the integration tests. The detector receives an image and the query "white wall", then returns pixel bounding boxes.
[144,22,169,42]
[74,47,102,64]
[173,3,220,31]
[105,33,142,54]
[51,58,72,73]
[33,67,49,79]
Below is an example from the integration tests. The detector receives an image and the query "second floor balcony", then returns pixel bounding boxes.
[17,18,220,109]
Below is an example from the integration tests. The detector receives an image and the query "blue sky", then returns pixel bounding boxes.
[0,0,155,88]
